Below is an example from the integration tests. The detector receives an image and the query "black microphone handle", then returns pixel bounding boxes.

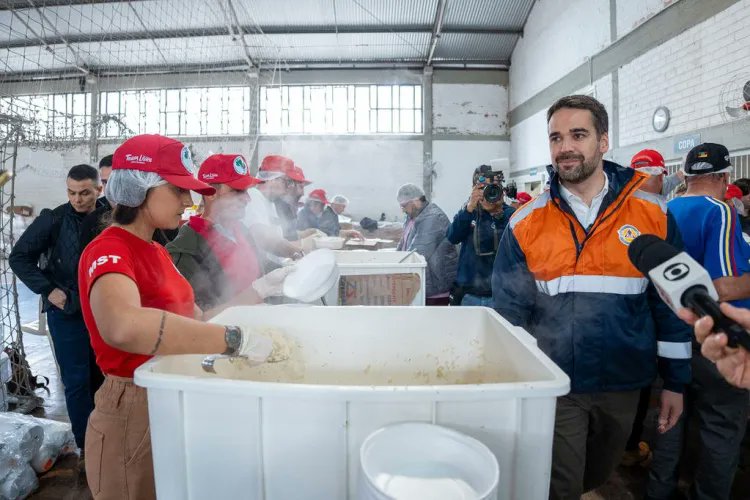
[683,287,750,351]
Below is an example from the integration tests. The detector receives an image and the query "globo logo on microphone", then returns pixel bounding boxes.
[663,262,690,281]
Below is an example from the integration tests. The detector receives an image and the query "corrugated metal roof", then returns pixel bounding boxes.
[0,0,532,75]
[333,0,437,27]
[249,32,429,63]
[443,0,535,28]
[433,32,518,62]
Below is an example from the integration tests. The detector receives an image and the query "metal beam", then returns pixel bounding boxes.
[17,0,89,75]
[0,26,524,50]
[127,0,169,67]
[0,0,135,9]
[426,0,447,66]
[216,0,255,69]
[0,59,510,82]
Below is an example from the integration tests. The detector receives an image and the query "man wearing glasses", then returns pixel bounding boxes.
[396,183,457,306]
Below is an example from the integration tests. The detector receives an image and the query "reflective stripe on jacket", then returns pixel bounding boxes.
[492,161,691,393]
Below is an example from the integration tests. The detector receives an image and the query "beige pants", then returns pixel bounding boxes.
[85,375,156,500]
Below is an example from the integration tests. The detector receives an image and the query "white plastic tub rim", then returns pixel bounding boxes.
[360,422,500,500]
[332,250,427,269]
[134,306,570,402]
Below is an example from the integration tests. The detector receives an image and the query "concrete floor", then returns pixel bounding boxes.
[9,282,750,499]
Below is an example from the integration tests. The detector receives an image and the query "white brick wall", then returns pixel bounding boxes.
[616,0,678,39]
[618,0,750,146]
[510,108,549,172]
[433,83,508,136]
[509,0,611,108]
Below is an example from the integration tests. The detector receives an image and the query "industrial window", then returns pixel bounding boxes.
[731,152,750,179]
[98,87,252,138]
[0,93,91,141]
[259,84,423,135]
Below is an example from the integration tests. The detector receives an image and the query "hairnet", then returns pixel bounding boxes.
[105,169,168,207]
[331,194,349,205]
[396,183,425,204]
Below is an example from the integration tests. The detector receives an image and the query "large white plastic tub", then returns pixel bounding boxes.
[134,306,569,500]
[323,250,427,306]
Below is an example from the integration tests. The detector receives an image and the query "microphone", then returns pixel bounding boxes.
[628,234,750,350]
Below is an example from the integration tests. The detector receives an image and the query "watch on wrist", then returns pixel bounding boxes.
[223,325,243,356]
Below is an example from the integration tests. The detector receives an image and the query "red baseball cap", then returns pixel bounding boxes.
[630,149,667,175]
[308,188,329,204]
[287,165,312,185]
[726,184,743,201]
[516,192,532,204]
[258,155,294,181]
[112,134,215,195]
[198,154,262,191]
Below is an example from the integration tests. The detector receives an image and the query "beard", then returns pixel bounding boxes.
[554,152,599,184]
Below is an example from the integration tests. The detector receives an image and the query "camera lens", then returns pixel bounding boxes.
[483,184,502,203]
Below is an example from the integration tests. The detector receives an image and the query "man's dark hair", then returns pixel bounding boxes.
[67,164,99,182]
[547,95,609,138]
[734,178,750,196]
[98,154,113,169]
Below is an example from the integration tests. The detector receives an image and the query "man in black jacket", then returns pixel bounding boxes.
[10,164,105,451]
[78,155,112,250]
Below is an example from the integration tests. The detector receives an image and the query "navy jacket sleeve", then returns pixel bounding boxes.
[9,209,56,297]
[318,208,340,237]
[648,210,692,393]
[446,206,474,244]
[296,207,318,231]
[491,225,536,330]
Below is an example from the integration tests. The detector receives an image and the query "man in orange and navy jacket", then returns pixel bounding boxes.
[492,95,691,500]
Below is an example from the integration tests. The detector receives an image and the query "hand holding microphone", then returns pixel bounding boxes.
[681,302,750,389]
[628,234,750,351]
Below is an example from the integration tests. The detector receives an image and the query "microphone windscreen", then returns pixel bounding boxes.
[628,234,681,275]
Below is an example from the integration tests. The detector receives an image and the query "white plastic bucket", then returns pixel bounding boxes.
[359,422,499,500]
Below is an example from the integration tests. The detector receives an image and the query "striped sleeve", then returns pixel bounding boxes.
[704,198,739,278]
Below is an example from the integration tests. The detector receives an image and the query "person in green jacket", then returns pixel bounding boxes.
[167,154,292,313]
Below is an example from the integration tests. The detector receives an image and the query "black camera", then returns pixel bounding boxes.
[474,165,505,203]
[481,181,502,203]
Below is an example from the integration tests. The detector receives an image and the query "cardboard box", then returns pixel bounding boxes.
[338,273,421,306]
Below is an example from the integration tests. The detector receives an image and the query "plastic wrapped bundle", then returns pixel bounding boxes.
[0,464,38,500]
[0,413,75,473]
[0,419,43,462]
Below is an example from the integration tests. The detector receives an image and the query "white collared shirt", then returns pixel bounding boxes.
[559,173,609,230]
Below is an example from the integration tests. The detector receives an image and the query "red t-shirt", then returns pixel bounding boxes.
[78,227,195,377]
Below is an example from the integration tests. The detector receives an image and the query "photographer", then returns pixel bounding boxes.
[446,165,515,307]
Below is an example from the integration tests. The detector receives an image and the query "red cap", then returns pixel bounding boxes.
[516,192,532,204]
[258,155,294,181]
[630,149,667,174]
[112,134,215,195]
[287,165,312,185]
[308,188,329,204]
[726,184,743,201]
[198,154,262,191]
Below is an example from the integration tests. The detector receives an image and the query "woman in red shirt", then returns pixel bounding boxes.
[78,134,288,499]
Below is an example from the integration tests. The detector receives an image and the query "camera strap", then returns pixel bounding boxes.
[473,210,500,256]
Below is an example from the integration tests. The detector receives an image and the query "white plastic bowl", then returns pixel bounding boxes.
[359,422,500,500]
[283,249,340,303]
[314,236,345,250]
